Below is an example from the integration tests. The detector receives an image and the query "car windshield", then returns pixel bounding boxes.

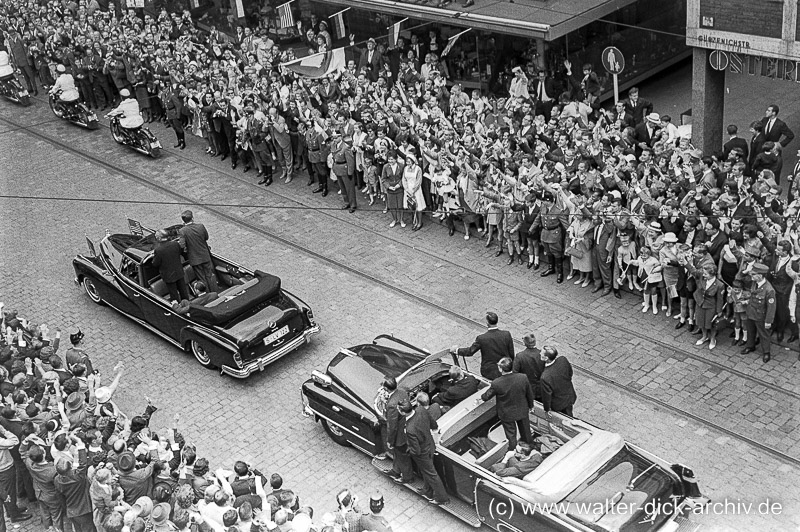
[564,445,675,532]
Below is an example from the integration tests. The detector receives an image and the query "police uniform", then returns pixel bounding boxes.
[331,138,356,209]
[532,197,568,281]
[743,263,777,362]
[305,128,329,193]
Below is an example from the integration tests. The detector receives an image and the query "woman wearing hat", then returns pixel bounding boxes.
[402,154,426,231]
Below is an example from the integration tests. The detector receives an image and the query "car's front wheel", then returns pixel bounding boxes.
[322,419,351,447]
[189,339,217,369]
[81,277,104,305]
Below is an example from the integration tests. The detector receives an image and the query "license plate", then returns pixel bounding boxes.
[151,141,161,148]
[263,325,289,345]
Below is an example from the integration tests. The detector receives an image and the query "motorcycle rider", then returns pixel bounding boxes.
[0,46,16,84]
[49,64,81,116]
[106,88,144,140]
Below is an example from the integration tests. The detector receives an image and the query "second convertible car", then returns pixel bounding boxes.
[73,220,320,377]
[301,336,705,532]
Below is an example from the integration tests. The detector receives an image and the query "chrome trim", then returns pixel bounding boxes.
[220,324,320,378]
[103,302,183,349]
[305,405,376,448]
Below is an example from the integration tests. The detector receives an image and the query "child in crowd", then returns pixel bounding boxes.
[630,246,663,314]
[728,279,750,346]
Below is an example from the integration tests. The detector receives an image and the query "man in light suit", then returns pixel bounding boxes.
[480,357,534,451]
[178,210,218,292]
[761,104,794,148]
[451,312,515,380]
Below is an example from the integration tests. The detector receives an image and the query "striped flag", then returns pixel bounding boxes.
[388,20,403,47]
[332,12,346,40]
[277,2,294,29]
[280,48,346,79]
[442,28,471,57]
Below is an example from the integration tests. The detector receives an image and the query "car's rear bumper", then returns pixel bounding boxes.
[220,323,320,378]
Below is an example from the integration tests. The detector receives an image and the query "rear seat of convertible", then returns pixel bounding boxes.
[149,264,197,300]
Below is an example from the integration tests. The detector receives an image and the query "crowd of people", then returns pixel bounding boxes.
[0,308,396,532]
[3,0,800,366]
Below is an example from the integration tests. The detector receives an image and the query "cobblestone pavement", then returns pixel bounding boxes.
[0,101,798,531]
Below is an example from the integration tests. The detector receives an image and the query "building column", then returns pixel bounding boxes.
[691,47,725,154]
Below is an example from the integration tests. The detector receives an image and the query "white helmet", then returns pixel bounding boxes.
[119,88,131,98]
[56,64,66,73]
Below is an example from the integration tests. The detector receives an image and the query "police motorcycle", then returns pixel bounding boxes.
[106,115,162,158]
[0,51,30,106]
[49,90,99,129]
[105,89,162,158]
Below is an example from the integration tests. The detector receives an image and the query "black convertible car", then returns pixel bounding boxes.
[73,220,319,377]
[301,336,705,532]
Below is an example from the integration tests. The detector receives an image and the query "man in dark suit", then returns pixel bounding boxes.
[761,104,795,148]
[540,346,577,418]
[152,230,189,303]
[400,400,450,504]
[512,334,544,401]
[723,124,749,162]
[480,357,534,451]
[532,70,557,122]
[178,210,218,293]
[634,113,661,152]
[211,99,239,168]
[489,441,542,478]
[451,312,514,380]
[352,36,383,82]
[330,131,357,213]
[189,281,218,307]
[53,441,94,532]
[591,210,618,297]
[385,382,413,483]
[432,366,478,409]
[623,86,653,126]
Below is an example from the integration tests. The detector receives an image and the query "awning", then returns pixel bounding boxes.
[314,0,636,40]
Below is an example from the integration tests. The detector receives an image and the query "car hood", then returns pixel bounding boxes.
[326,344,423,409]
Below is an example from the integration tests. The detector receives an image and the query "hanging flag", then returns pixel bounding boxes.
[281,48,346,79]
[277,1,294,29]
[332,12,346,40]
[388,18,407,47]
[328,7,350,40]
[442,28,471,57]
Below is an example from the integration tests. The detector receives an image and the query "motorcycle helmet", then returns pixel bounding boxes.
[56,64,66,73]
[119,88,130,97]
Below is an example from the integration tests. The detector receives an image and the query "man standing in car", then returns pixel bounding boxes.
[152,230,189,303]
[400,400,450,505]
[512,333,544,401]
[178,210,218,292]
[480,357,534,451]
[450,312,514,380]
[540,346,577,418]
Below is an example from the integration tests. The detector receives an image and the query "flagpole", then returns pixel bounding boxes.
[278,0,295,6]
[387,17,408,29]
[328,7,351,18]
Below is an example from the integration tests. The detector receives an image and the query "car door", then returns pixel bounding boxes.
[133,289,192,343]
[94,253,144,319]
[475,480,573,532]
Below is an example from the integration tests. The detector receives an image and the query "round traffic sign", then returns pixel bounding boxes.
[601,46,625,75]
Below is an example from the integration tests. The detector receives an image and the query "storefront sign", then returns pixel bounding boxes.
[696,33,752,51]
[708,50,800,83]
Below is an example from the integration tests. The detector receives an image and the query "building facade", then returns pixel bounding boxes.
[687,0,800,152]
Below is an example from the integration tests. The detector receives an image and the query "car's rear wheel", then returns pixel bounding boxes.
[190,339,217,369]
[81,277,104,305]
[322,419,351,447]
